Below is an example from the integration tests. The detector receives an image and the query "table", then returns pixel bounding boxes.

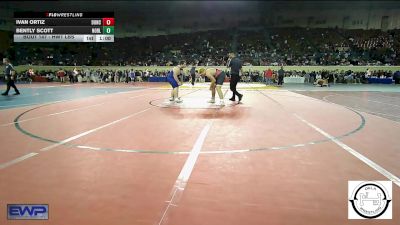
[367,78,393,84]
[284,77,305,83]
[32,76,48,82]
[148,77,167,82]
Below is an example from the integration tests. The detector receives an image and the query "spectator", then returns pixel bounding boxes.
[277,66,284,86]
[264,67,273,85]
[129,69,135,83]
[393,71,400,84]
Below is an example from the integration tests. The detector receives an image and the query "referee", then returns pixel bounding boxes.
[227,53,243,102]
[2,58,20,96]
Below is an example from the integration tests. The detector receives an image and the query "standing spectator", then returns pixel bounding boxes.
[190,66,196,86]
[304,72,310,84]
[98,70,104,83]
[354,72,361,84]
[264,67,273,85]
[57,68,66,83]
[393,71,400,84]
[309,71,316,84]
[114,70,119,83]
[72,68,78,83]
[102,71,108,83]
[124,70,130,83]
[118,70,123,83]
[68,69,74,83]
[85,68,90,82]
[129,69,135,83]
[277,66,285,86]
[328,72,334,85]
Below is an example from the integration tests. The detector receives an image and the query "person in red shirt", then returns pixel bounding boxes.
[264,68,273,85]
[57,68,66,83]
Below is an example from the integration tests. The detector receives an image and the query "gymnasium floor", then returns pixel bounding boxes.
[0,82,399,225]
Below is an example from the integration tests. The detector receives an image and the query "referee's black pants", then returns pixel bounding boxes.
[230,74,242,100]
[191,74,195,86]
[278,76,284,85]
[3,79,20,95]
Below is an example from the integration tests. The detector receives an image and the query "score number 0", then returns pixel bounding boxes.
[102,18,115,26]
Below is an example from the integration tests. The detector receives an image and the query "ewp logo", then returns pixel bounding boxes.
[348,181,392,219]
[7,204,49,220]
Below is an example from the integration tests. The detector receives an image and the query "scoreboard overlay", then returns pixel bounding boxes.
[14,12,114,42]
